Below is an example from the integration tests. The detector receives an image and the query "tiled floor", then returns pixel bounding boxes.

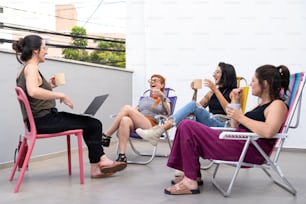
[1,140,305,204]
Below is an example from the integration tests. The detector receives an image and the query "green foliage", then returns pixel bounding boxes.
[62,26,125,68]
[62,48,79,60]
[89,40,126,68]
[71,26,87,47]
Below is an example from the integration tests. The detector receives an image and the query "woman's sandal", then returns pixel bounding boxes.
[116,153,127,163]
[164,183,200,195]
[102,133,112,147]
[91,172,114,179]
[171,176,203,186]
[100,161,127,174]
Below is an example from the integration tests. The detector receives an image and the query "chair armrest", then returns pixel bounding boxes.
[154,115,168,120]
[211,114,231,127]
[211,127,236,131]
[110,114,168,123]
[154,115,168,125]
[211,114,230,122]
[219,131,288,140]
[110,114,117,118]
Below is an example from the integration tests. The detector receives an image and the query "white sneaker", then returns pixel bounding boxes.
[136,126,164,146]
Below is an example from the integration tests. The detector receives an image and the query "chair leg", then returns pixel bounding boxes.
[9,139,27,182]
[125,130,173,164]
[127,146,158,165]
[212,161,243,197]
[14,140,35,193]
[212,139,251,197]
[201,160,214,170]
[252,141,297,195]
[164,131,172,149]
[262,167,296,195]
[128,138,143,156]
[76,133,84,184]
[67,135,72,176]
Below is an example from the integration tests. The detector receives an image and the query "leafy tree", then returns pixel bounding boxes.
[62,26,88,61]
[62,26,126,68]
[90,40,126,68]
[70,26,87,47]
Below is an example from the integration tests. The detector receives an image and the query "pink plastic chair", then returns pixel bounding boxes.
[10,87,84,193]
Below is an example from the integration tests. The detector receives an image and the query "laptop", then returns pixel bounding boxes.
[83,94,109,116]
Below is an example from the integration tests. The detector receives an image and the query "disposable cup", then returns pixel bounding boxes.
[54,73,66,86]
[193,79,202,89]
[226,103,241,112]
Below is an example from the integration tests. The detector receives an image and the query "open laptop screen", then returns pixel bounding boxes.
[83,94,109,116]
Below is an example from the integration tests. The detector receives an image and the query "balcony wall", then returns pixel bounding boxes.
[0,50,133,166]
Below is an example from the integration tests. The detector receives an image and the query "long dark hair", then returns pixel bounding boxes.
[218,62,237,89]
[255,65,290,101]
[12,35,42,64]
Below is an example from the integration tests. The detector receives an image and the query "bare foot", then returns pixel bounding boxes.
[90,163,103,177]
[90,155,113,177]
[99,155,114,167]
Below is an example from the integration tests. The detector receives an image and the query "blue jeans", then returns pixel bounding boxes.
[170,101,225,127]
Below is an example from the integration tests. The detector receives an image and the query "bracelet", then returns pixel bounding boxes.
[163,98,166,102]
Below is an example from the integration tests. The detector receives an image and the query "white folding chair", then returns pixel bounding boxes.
[211,72,305,197]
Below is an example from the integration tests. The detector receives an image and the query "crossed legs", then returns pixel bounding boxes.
[103,105,153,159]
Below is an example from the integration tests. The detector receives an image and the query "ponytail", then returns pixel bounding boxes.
[12,35,42,64]
[255,64,290,101]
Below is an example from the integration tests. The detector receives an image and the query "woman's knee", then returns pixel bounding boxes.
[185,100,197,108]
[195,102,203,108]
[121,105,134,112]
[89,117,102,132]
[178,119,194,129]
[119,116,132,128]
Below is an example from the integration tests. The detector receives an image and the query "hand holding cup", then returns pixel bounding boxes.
[231,88,243,103]
[151,88,161,107]
[226,103,241,111]
[226,103,242,120]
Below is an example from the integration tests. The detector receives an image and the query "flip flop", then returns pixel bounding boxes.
[91,172,114,179]
[171,176,203,186]
[164,183,200,195]
[100,161,127,174]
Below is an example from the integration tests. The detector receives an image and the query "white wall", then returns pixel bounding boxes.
[127,0,306,149]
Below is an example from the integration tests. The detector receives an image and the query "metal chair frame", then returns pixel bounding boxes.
[210,72,305,197]
[201,76,249,170]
